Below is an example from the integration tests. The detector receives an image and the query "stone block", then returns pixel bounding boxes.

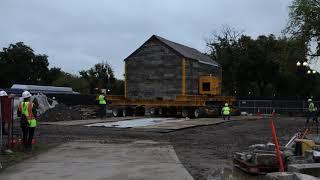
[288,163,320,177]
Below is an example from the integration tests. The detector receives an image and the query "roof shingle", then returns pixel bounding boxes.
[154,35,220,67]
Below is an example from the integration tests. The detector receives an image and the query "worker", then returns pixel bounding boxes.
[306,98,317,125]
[98,90,107,119]
[222,103,231,120]
[17,91,37,151]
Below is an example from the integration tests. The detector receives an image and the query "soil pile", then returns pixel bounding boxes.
[39,104,99,122]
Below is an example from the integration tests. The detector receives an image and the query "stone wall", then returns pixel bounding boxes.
[125,38,221,100]
[125,38,182,100]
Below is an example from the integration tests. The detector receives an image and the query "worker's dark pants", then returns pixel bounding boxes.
[22,126,35,149]
[306,112,315,125]
[223,114,230,120]
[99,104,106,119]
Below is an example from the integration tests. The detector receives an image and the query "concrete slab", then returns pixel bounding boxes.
[0,141,194,180]
[40,116,143,126]
[85,116,260,130]
[265,172,319,180]
[288,163,320,178]
[85,117,185,128]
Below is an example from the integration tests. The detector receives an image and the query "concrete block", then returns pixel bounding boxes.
[314,145,320,151]
[305,150,315,163]
[250,143,275,151]
[265,172,319,180]
[313,151,320,162]
[288,163,320,177]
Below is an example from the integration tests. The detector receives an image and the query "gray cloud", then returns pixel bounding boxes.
[0,0,293,78]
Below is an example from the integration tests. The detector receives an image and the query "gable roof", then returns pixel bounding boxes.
[125,35,220,67]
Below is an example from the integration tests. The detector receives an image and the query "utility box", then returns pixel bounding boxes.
[124,35,221,100]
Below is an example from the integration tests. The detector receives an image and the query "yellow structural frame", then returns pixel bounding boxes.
[199,76,220,95]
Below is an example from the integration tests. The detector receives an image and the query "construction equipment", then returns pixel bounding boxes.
[107,64,235,118]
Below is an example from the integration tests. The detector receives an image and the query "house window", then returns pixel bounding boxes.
[202,82,210,91]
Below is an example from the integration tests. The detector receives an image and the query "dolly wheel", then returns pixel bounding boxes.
[194,108,201,118]
[181,108,189,118]
[122,108,127,117]
[112,108,121,117]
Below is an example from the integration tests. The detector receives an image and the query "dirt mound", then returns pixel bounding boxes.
[39,104,99,122]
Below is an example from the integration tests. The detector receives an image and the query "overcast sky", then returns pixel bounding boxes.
[1,0,294,78]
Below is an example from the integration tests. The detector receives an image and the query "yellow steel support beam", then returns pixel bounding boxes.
[182,58,186,96]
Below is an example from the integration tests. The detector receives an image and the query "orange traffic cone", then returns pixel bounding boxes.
[272,109,276,117]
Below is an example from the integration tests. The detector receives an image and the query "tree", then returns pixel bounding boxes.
[44,67,64,85]
[0,42,49,88]
[79,61,116,93]
[52,73,90,94]
[286,0,320,57]
[207,27,312,97]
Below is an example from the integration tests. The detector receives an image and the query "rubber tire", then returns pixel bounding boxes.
[159,108,167,116]
[194,108,201,118]
[181,108,189,118]
[122,108,127,117]
[112,108,121,117]
[150,108,158,115]
[135,106,145,116]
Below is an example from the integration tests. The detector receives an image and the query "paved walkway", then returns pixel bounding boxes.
[0,141,194,180]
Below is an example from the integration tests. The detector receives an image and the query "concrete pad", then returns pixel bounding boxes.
[40,116,143,126]
[0,141,194,180]
[85,117,185,128]
[288,163,320,178]
[85,116,260,131]
[265,172,319,180]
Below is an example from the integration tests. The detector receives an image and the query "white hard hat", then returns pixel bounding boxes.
[225,103,229,106]
[308,99,312,102]
[0,90,7,96]
[22,91,32,98]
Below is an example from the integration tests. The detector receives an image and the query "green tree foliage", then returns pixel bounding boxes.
[44,67,65,85]
[207,27,315,97]
[79,61,117,93]
[52,73,90,94]
[0,42,49,87]
[286,0,320,57]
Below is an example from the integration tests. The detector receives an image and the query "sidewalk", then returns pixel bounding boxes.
[0,140,194,180]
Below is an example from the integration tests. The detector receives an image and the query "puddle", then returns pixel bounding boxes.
[85,118,185,128]
[208,167,264,180]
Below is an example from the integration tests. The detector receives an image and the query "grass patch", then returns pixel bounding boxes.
[0,143,59,172]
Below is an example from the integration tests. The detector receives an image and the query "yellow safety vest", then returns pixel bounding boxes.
[309,102,317,112]
[222,106,231,115]
[19,102,37,127]
[98,95,106,105]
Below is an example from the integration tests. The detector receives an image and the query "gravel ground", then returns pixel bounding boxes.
[31,117,307,180]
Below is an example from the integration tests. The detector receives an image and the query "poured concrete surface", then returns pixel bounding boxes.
[265,172,318,180]
[84,116,261,130]
[0,141,194,180]
[288,163,320,178]
[40,116,143,126]
[85,117,185,128]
